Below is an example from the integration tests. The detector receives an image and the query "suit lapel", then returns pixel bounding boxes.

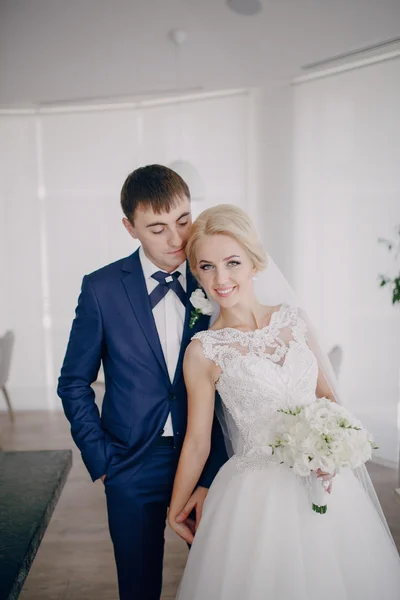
[172,266,210,386]
[121,250,169,379]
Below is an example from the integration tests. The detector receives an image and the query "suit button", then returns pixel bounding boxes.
[168,393,176,401]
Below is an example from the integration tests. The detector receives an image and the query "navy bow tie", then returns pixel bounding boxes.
[149,270,187,309]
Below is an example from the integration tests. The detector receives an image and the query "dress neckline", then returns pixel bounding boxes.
[208,303,286,336]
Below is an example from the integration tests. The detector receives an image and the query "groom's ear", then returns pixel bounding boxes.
[122,217,138,240]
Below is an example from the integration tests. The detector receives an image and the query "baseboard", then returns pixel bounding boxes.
[370,455,398,470]
[0,387,58,411]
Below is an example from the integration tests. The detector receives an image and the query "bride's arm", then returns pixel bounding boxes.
[168,340,217,543]
[316,368,336,403]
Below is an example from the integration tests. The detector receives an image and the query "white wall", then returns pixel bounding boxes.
[2,63,399,469]
[0,91,250,410]
[0,116,49,408]
[292,58,400,465]
[252,84,294,279]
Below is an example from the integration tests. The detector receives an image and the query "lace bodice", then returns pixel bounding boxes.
[193,304,319,472]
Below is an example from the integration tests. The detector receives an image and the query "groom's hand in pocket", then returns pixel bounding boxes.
[176,486,208,535]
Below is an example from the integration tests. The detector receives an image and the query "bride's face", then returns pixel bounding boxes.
[195,234,255,308]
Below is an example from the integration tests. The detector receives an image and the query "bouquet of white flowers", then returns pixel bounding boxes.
[269,398,378,514]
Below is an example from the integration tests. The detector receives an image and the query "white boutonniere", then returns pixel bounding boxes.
[189,288,213,328]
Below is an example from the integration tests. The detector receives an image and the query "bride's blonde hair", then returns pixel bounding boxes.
[186,204,267,275]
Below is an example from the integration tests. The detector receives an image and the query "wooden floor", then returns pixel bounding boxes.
[1,409,399,600]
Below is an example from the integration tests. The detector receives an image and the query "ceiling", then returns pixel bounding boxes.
[0,0,399,106]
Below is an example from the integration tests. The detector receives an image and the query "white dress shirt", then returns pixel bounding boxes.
[139,246,186,436]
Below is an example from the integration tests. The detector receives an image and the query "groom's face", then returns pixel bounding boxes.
[123,196,192,272]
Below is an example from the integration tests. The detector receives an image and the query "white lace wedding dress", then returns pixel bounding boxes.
[176,304,400,600]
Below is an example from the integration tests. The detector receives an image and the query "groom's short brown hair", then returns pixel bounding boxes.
[121,164,190,223]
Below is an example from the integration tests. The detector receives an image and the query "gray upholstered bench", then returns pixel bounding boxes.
[0,450,72,600]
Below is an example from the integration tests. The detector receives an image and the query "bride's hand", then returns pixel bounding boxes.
[168,511,195,545]
[316,468,335,494]
[169,487,208,544]
[176,487,207,531]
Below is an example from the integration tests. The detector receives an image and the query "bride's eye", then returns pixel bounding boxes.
[199,263,213,271]
[227,261,240,267]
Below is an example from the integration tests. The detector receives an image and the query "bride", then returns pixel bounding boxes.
[168,204,400,599]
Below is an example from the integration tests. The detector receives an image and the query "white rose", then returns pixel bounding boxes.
[293,459,312,477]
[190,289,213,315]
[314,407,331,423]
[318,456,336,474]
[294,422,310,440]
[328,440,344,454]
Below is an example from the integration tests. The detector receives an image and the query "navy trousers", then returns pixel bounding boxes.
[105,441,179,600]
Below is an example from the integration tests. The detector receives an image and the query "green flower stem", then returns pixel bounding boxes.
[312,504,328,514]
[189,308,202,329]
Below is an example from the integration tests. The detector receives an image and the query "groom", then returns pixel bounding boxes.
[58,165,228,600]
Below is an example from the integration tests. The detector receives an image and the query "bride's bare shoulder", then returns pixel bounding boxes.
[186,337,206,358]
[184,336,221,381]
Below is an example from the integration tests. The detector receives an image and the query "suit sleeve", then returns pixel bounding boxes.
[57,275,107,481]
[197,412,229,488]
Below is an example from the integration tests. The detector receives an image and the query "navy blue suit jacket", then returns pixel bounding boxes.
[58,249,228,485]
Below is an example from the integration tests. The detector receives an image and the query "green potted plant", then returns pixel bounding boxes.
[378,226,400,497]
[378,226,400,305]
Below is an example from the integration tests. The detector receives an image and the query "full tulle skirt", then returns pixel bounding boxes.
[176,458,400,600]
